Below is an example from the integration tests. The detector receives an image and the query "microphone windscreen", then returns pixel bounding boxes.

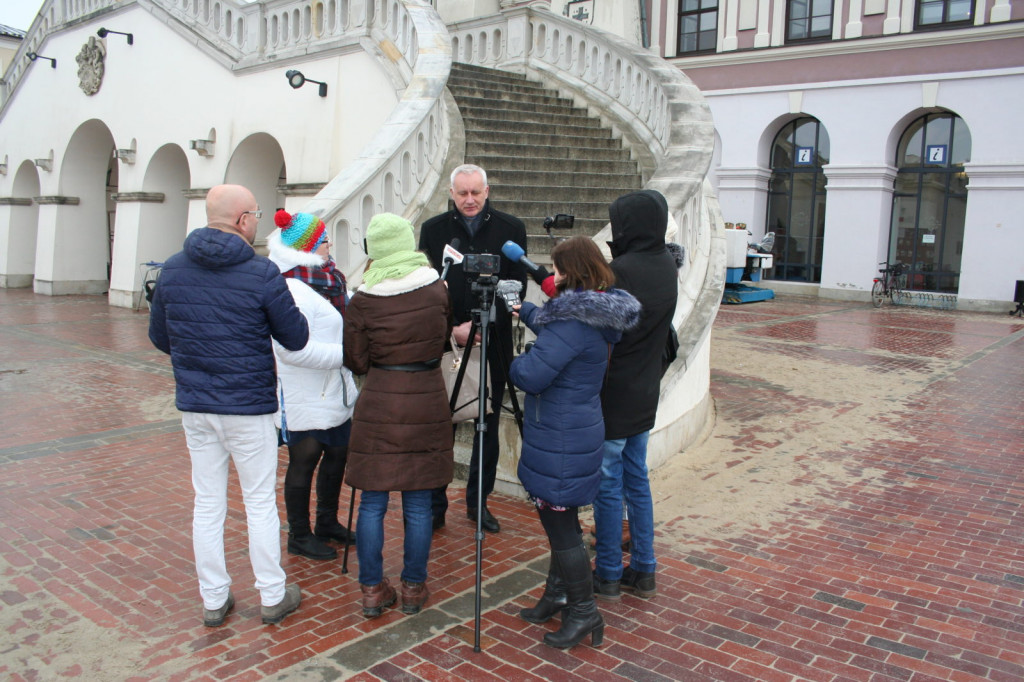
[501,240,525,261]
[496,279,523,294]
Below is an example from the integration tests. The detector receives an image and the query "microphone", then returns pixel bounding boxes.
[495,279,523,310]
[501,240,551,286]
[501,240,540,273]
[440,238,462,280]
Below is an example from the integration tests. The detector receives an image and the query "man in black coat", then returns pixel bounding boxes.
[419,164,528,533]
[592,189,679,601]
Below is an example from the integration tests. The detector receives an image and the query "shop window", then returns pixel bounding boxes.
[787,0,834,42]
[764,118,830,284]
[888,113,970,293]
[677,0,718,55]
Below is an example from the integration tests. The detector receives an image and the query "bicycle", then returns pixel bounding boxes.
[871,261,905,308]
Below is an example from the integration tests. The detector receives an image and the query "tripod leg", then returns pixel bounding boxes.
[490,328,524,437]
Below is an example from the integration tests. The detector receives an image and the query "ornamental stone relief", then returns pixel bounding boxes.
[76,37,106,96]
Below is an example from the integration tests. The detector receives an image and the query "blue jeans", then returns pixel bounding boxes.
[593,432,656,580]
[356,489,433,586]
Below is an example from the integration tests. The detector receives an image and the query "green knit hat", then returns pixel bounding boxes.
[366,213,416,261]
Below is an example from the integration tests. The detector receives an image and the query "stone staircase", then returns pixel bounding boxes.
[447,62,642,260]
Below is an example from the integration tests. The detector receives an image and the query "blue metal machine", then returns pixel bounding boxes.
[722,229,775,304]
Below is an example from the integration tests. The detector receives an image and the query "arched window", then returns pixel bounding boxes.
[765,117,830,283]
[888,112,970,293]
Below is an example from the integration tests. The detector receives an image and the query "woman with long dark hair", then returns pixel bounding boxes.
[510,236,640,649]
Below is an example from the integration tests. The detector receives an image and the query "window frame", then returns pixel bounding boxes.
[676,0,719,56]
[785,0,836,44]
[914,0,974,31]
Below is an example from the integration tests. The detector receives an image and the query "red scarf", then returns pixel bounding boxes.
[282,258,347,317]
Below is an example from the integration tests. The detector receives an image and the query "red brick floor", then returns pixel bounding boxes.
[1,289,1022,681]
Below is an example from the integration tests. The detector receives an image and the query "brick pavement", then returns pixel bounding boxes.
[1,288,1022,681]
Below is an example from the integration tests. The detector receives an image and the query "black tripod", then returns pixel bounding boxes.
[447,274,524,652]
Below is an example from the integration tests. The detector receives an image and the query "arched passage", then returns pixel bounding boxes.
[225,133,286,245]
[764,116,831,283]
[41,119,115,295]
[888,111,970,293]
[141,144,191,265]
[1,161,41,288]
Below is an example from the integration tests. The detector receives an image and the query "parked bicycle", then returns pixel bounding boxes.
[872,261,905,308]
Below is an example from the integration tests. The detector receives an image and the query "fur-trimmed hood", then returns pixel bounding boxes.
[534,288,641,341]
[267,228,327,272]
[357,265,438,296]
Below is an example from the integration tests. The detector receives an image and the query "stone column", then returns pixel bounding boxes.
[818,164,896,301]
[108,192,165,309]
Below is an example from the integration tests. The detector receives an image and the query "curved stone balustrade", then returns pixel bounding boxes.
[448,6,724,467]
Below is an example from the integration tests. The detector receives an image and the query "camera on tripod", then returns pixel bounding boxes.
[543,214,574,230]
[462,253,501,276]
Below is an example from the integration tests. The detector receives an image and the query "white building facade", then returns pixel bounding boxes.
[647,0,1024,308]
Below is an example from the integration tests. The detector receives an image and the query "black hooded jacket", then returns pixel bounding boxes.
[601,189,679,439]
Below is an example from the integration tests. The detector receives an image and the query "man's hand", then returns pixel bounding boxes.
[452,321,480,347]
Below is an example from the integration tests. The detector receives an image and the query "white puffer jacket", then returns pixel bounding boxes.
[269,230,358,432]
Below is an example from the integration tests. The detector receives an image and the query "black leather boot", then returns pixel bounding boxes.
[314,447,356,543]
[519,556,568,624]
[285,486,337,560]
[543,544,604,649]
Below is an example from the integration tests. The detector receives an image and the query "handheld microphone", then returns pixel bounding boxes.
[501,240,551,286]
[501,240,540,273]
[440,238,462,280]
[495,279,523,310]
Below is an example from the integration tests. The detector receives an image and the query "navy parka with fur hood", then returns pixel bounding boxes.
[510,288,641,507]
[148,227,309,415]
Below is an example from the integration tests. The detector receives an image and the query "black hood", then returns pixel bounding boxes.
[607,189,669,258]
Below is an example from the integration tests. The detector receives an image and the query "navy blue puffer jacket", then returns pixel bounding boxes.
[148,227,309,415]
[510,288,640,507]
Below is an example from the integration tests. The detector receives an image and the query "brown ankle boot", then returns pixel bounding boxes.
[360,578,397,618]
[401,580,429,614]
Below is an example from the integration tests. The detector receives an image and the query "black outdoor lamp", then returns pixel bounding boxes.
[27,52,57,68]
[97,27,134,44]
[286,69,327,97]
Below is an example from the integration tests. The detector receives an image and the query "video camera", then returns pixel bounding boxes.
[462,253,501,276]
[543,214,575,231]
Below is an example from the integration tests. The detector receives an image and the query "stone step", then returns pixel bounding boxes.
[460,104,607,129]
[464,113,605,135]
[447,84,574,108]
[465,130,626,152]
[486,169,640,189]
[469,140,633,162]
[454,93,583,117]
[470,154,638,175]
[470,182,639,203]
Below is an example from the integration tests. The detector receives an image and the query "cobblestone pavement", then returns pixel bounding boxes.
[1,288,1022,681]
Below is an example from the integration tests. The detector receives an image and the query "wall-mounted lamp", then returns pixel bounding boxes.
[97,27,134,45]
[189,139,215,157]
[27,52,57,68]
[286,70,327,97]
[0,164,7,176]
[114,148,136,164]
[34,158,53,172]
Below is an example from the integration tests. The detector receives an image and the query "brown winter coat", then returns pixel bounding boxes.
[343,266,454,492]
